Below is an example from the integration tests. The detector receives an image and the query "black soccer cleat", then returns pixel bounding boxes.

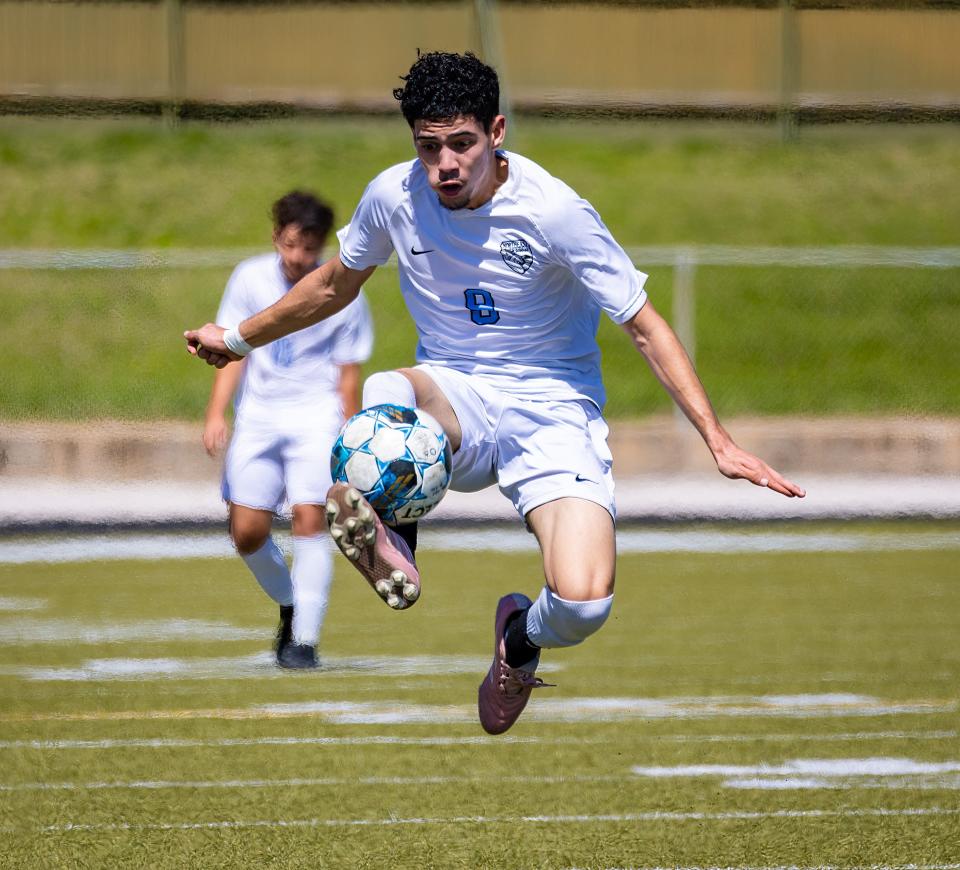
[277,642,319,670]
[274,604,294,658]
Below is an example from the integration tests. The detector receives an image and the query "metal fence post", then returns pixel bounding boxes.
[473,0,514,132]
[672,248,698,428]
[779,0,799,141]
[164,0,185,127]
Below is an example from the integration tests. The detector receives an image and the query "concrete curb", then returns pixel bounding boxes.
[2,418,958,529]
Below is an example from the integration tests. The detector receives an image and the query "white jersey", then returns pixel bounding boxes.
[217,253,374,425]
[338,150,647,408]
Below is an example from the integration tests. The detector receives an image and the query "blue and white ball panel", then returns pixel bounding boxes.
[330,404,452,525]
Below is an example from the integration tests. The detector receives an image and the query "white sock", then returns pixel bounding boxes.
[525,587,614,648]
[241,537,293,606]
[291,534,335,646]
[362,370,416,409]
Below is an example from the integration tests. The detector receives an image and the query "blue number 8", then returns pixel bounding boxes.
[464,289,500,325]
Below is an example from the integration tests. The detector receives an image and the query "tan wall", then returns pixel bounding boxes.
[1,1,958,109]
[0,1,169,100]
[800,9,960,104]
[502,6,783,107]
[183,2,474,105]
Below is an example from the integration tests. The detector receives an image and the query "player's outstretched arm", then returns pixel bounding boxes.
[184,257,376,368]
[621,301,805,499]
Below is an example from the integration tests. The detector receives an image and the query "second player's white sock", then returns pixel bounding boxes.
[291,534,335,646]
[362,370,416,409]
[241,537,293,606]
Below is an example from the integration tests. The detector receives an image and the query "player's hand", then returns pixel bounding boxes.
[713,443,806,498]
[203,417,229,457]
[184,324,241,369]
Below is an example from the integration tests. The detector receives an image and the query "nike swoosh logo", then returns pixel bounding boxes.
[575,474,594,483]
[411,246,434,255]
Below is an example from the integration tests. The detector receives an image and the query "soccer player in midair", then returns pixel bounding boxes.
[186,53,804,730]
[203,190,373,669]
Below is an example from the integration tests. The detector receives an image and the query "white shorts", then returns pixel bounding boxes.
[415,364,616,521]
[223,412,342,514]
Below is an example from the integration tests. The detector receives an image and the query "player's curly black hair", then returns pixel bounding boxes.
[393,51,500,131]
[271,190,334,239]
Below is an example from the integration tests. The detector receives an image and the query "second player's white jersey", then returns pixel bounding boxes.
[217,253,374,425]
[338,150,647,407]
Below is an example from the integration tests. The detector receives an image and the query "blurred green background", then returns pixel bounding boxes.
[1,117,957,421]
[1,0,958,423]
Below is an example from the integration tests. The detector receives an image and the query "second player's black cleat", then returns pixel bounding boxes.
[277,642,319,669]
[274,604,294,659]
[391,520,418,556]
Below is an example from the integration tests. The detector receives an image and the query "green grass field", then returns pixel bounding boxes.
[1,523,958,868]
[1,117,959,421]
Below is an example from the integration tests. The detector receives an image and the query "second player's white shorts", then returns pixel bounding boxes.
[223,412,342,514]
[415,364,616,521]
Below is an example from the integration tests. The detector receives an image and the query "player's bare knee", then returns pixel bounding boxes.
[231,526,269,556]
[291,504,327,537]
[526,587,614,649]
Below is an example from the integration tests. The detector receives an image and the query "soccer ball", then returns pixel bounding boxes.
[330,404,453,526]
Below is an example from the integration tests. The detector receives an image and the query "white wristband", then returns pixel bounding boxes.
[223,326,254,357]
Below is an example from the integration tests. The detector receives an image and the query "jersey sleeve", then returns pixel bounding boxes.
[330,291,375,365]
[215,265,252,328]
[337,174,398,270]
[542,194,648,324]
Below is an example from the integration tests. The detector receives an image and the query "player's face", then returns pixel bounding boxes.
[413,114,507,210]
[273,224,324,283]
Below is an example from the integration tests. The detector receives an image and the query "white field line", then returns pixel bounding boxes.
[1,695,954,724]
[2,729,957,753]
[0,651,535,678]
[0,619,264,646]
[5,769,960,794]
[565,865,960,870]
[0,773,629,792]
[1,696,956,726]
[0,596,46,611]
[632,759,960,778]
[666,730,959,744]
[10,806,960,835]
[0,735,600,751]
[2,528,959,565]
[725,774,960,790]
[630,757,960,791]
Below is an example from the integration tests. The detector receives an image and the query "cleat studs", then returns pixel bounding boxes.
[325,501,339,521]
[363,529,376,544]
[330,527,344,542]
[375,579,392,597]
[402,582,419,602]
[357,505,373,522]
[344,545,359,561]
[346,488,362,508]
[385,592,402,609]
[345,517,358,532]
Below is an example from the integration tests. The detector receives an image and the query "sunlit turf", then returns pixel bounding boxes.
[0,526,958,867]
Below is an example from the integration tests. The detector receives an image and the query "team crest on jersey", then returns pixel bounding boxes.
[500,238,533,275]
